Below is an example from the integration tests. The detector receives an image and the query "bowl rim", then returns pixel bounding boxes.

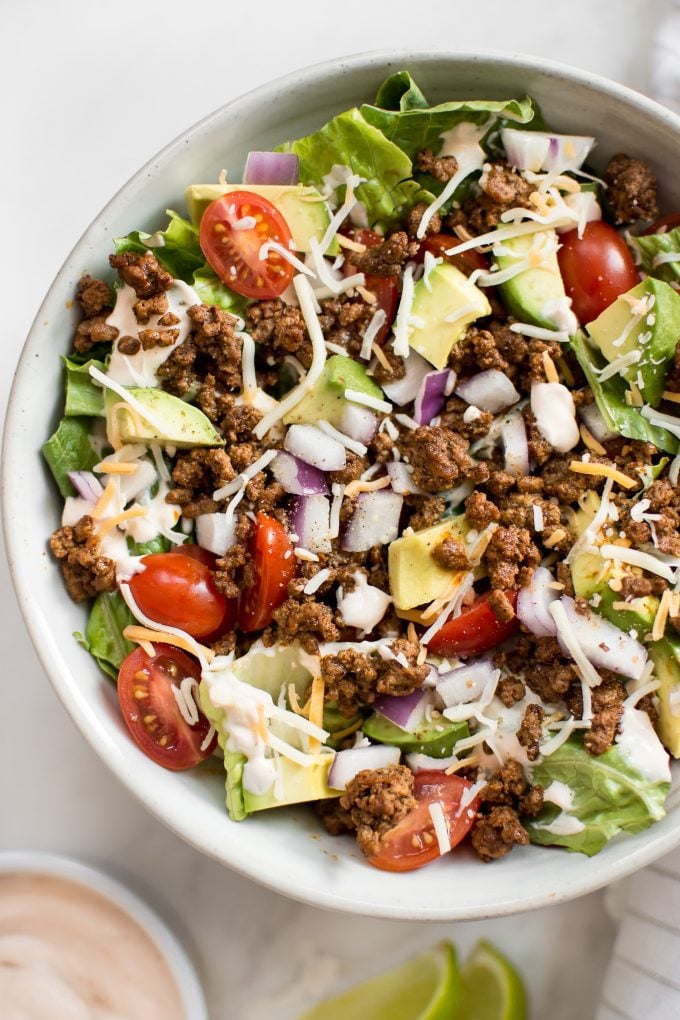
[0,850,208,1016]
[4,47,680,920]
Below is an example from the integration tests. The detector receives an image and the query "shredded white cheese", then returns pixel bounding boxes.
[392,264,415,358]
[317,419,368,457]
[359,308,387,360]
[509,322,571,343]
[343,388,392,413]
[428,801,451,855]
[548,600,602,688]
[213,448,277,500]
[599,544,677,582]
[303,569,331,595]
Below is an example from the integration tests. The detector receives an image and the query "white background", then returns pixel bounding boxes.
[0,1,672,1016]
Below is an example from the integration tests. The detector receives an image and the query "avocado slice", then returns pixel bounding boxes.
[408,263,491,370]
[105,388,224,448]
[496,229,576,331]
[585,278,680,406]
[243,753,338,812]
[184,183,338,255]
[362,711,469,757]
[650,638,680,758]
[283,354,384,428]
[388,516,477,611]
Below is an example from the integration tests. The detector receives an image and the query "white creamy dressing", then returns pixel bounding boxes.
[556,191,602,237]
[0,873,183,1020]
[540,295,579,335]
[543,780,576,812]
[615,705,671,783]
[438,120,488,169]
[533,812,585,836]
[531,381,580,452]
[477,690,545,770]
[124,480,182,547]
[336,571,392,635]
[61,496,94,527]
[105,280,200,387]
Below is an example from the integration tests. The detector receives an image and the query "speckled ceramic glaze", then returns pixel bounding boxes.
[4,51,680,919]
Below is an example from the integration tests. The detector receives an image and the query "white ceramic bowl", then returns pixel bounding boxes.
[0,851,207,1017]
[4,50,680,920]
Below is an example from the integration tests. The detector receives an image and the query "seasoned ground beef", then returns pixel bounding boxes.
[497,492,561,535]
[318,294,377,359]
[541,456,603,505]
[268,598,339,653]
[456,163,535,235]
[328,451,369,485]
[416,149,459,182]
[431,537,471,571]
[213,515,254,599]
[495,635,575,704]
[76,275,112,318]
[315,798,356,836]
[196,387,263,441]
[346,231,418,276]
[339,764,417,857]
[109,251,173,298]
[516,704,545,762]
[497,675,526,707]
[465,491,501,529]
[407,496,446,531]
[471,807,530,862]
[471,757,543,861]
[567,677,625,756]
[165,448,235,518]
[246,299,310,366]
[485,526,541,590]
[405,201,442,238]
[604,153,659,224]
[440,395,494,441]
[158,303,242,396]
[401,426,488,493]
[320,641,429,716]
[49,516,116,603]
[488,589,516,623]
[73,315,119,355]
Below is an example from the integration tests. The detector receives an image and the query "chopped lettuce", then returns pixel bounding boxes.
[633,226,680,286]
[570,330,680,454]
[75,590,136,680]
[374,70,430,111]
[63,357,106,417]
[526,735,670,856]
[276,107,431,227]
[192,264,250,316]
[42,416,100,497]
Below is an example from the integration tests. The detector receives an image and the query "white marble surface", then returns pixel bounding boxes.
[0,1,671,1015]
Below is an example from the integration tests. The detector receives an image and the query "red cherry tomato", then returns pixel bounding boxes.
[414,233,489,277]
[199,189,295,299]
[117,645,216,770]
[643,212,680,235]
[237,512,296,632]
[425,590,519,658]
[168,545,237,640]
[369,772,480,872]
[170,543,218,568]
[556,221,639,325]
[129,552,228,639]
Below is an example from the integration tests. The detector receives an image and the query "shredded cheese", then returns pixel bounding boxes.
[96,506,148,537]
[94,460,138,475]
[548,600,602,688]
[213,448,277,501]
[662,390,680,404]
[317,419,367,457]
[532,504,545,532]
[543,528,566,549]
[640,404,680,440]
[579,423,607,456]
[307,675,325,754]
[652,589,673,641]
[253,275,328,439]
[319,172,363,254]
[288,684,310,717]
[568,460,637,489]
[392,264,415,357]
[372,343,393,373]
[444,216,575,258]
[329,483,346,541]
[539,719,576,757]
[303,569,331,595]
[124,625,215,663]
[343,476,391,498]
[88,365,168,434]
[259,240,314,277]
[359,308,387,360]
[428,801,451,855]
[542,350,559,383]
[91,480,117,520]
[509,322,570,343]
[595,348,641,382]
[599,544,677,582]
[344,388,392,413]
[120,584,213,669]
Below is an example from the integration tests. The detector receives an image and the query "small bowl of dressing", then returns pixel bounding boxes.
[0,852,207,1020]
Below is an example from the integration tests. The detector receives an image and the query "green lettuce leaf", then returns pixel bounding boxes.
[633,226,680,285]
[570,331,680,454]
[63,357,106,417]
[192,264,251,315]
[374,71,430,111]
[75,591,136,680]
[126,534,171,557]
[361,93,535,160]
[526,735,670,856]
[276,107,431,227]
[42,417,100,497]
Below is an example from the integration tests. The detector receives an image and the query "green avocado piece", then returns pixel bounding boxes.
[184,182,338,255]
[362,710,469,757]
[650,638,680,759]
[496,229,574,331]
[283,355,384,428]
[408,262,491,369]
[585,277,680,406]
[388,516,477,611]
[105,388,224,448]
[243,753,338,812]
[323,700,365,750]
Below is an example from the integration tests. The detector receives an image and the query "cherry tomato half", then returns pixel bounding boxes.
[370,772,480,872]
[170,543,218,568]
[643,212,680,236]
[414,233,489,277]
[118,645,216,770]
[556,221,639,325]
[129,552,228,639]
[425,590,519,658]
[341,229,400,345]
[237,512,296,632]
[200,190,295,299]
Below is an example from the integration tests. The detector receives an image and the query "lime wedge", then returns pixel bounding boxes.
[459,939,527,1020]
[297,941,460,1020]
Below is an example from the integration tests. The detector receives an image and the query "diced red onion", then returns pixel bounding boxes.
[289,494,331,553]
[243,151,300,186]
[455,370,519,414]
[381,349,431,405]
[195,512,238,556]
[373,689,433,732]
[342,490,403,552]
[436,660,499,708]
[414,370,453,425]
[271,452,328,495]
[386,461,425,495]
[578,401,617,443]
[68,471,103,502]
[328,744,401,790]
[284,424,346,471]
[557,595,648,681]
[501,410,530,477]
[517,566,559,638]
[340,402,378,443]
[501,128,594,173]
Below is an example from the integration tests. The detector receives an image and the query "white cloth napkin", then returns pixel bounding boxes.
[595,9,680,1017]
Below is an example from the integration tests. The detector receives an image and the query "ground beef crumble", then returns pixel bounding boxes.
[166,448,235,518]
[604,153,659,224]
[346,231,418,276]
[431,537,471,571]
[401,426,488,493]
[567,677,625,756]
[158,304,243,396]
[49,516,116,603]
[320,640,429,716]
[72,274,117,354]
[109,251,173,298]
[338,764,417,857]
[471,758,543,862]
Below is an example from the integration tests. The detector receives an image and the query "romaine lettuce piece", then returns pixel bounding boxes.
[42,416,100,497]
[526,734,670,856]
[63,357,106,417]
[75,590,136,680]
[633,225,680,286]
